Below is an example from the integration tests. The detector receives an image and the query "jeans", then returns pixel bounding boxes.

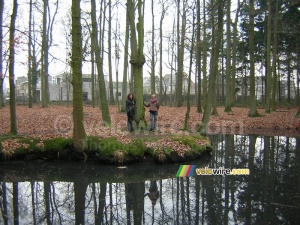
[127,116,134,131]
[149,111,158,130]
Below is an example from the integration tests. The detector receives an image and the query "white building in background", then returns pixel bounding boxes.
[15,73,126,103]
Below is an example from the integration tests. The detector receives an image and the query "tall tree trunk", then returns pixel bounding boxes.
[176,0,186,107]
[231,0,243,107]
[159,1,166,103]
[151,0,156,95]
[202,0,208,108]
[91,48,95,107]
[91,0,111,125]
[0,0,4,107]
[224,0,232,112]
[296,40,300,117]
[108,0,114,104]
[127,0,146,129]
[41,0,49,107]
[121,8,130,112]
[184,9,195,130]
[198,0,225,134]
[287,52,291,103]
[271,0,279,111]
[169,19,176,106]
[115,18,120,110]
[72,0,86,152]
[32,53,38,103]
[248,0,259,117]
[196,0,202,113]
[28,0,33,108]
[265,0,272,113]
[9,0,18,135]
[210,0,218,116]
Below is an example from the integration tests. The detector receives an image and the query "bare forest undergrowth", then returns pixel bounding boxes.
[0,105,299,139]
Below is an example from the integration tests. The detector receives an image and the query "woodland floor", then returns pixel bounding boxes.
[0,104,299,139]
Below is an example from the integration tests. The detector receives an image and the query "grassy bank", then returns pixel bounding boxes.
[0,134,212,164]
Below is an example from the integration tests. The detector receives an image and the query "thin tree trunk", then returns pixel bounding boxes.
[271,0,279,111]
[287,52,291,103]
[184,9,195,130]
[202,0,207,108]
[151,0,155,95]
[295,40,300,117]
[28,0,33,108]
[115,18,120,110]
[41,0,49,107]
[176,0,186,107]
[265,0,272,113]
[196,0,202,113]
[121,8,129,112]
[224,0,232,112]
[72,0,86,152]
[91,0,111,125]
[108,0,114,104]
[159,1,166,102]
[9,0,18,135]
[231,0,243,107]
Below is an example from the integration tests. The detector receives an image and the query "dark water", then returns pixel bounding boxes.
[0,134,299,225]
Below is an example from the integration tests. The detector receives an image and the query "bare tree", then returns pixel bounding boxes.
[9,0,18,135]
[108,0,114,104]
[265,0,272,113]
[176,0,186,107]
[158,0,169,103]
[28,0,33,108]
[121,6,130,112]
[91,0,111,125]
[184,4,196,130]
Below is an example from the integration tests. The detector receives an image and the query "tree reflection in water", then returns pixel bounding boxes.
[0,135,299,224]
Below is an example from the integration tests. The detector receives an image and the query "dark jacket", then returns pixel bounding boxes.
[126,99,135,117]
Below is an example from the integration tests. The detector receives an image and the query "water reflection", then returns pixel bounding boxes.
[0,135,299,224]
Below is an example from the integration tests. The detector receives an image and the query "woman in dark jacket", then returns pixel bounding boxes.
[126,93,135,132]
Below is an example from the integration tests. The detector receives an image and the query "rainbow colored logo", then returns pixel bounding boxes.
[176,165,196,177]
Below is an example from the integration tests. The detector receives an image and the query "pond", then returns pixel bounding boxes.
[0,134,299,225]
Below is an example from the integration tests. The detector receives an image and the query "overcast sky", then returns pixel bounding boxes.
[2,0,239,90]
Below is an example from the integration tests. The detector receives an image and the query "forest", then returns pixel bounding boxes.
[0,0,299,151]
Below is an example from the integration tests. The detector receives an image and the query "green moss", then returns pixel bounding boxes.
[163,147,172,155]
[88,137,124,157]
[127,139,146,156]
[43,138,73,152]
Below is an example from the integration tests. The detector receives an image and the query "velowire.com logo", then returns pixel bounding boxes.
[176,165,250,177]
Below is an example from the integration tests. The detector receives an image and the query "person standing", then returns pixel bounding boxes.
[144,94,160,131]
[126,93,135,132]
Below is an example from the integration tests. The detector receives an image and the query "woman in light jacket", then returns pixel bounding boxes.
[144,94,160,131]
